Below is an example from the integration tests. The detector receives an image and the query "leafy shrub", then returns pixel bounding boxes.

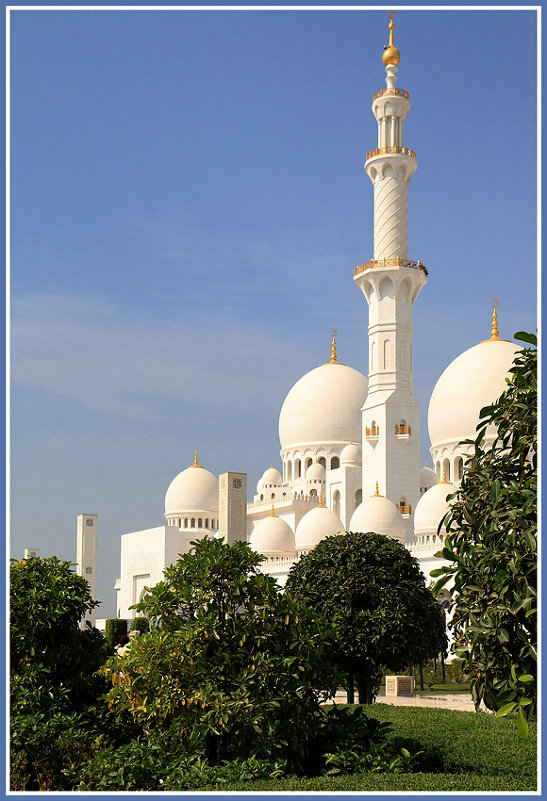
[130,616,149,634]
[104,618,128,653]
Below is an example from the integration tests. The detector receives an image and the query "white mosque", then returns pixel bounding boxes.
[114,16,520,620]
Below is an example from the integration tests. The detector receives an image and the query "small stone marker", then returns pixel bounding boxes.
[385,675,414,696]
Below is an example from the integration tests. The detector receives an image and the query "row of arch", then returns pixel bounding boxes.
[285,455,340,481]
[170,517,217,530]
[435,456,464,482]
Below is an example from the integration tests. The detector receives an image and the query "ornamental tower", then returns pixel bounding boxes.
[354,13,426,537]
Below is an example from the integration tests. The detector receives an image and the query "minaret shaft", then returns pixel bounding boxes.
[353,16,426,541]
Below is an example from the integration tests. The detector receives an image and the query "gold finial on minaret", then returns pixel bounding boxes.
[270,503,276,517]
[441,466,447,483]
[490,300,500,340]
[318,494,325,508]
[372,481,381,497]
[383,11,401,67]
[189,449,202,468]
[330,330,338,364]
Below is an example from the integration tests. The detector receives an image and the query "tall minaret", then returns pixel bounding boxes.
[354,13,426,538]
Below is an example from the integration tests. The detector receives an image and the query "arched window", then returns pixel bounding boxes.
[333,490,341,517]
[205,518,209,528]
[184,518,188,528]
[305,457,313,470]
[443,458,451,481]
[191,518,196,528]
[310,488,318,498]
[330,456,340,470]
[287,461,292,481]
[282,492,287,498]
[318,457,326,468]
[260,493,264,501]
[355,489,362,509]
[436,460,441,477]
[271,492,275,499]
[455,456,464,481]
[295,459,301,478]
[198,518,202,527]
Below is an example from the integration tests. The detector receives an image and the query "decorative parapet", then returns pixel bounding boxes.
[354,257,428,277]
[366,145,416,161]
[395,424,411,435]
[372,87,409,101]
[398,504,412,515]
[365,425,380,438]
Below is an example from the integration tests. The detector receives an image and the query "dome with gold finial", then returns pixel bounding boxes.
[164,450,219,520]
[382,11,401,67]
[295,496,344,554]
[249,506,296,556]
[349,482,406,543]
[428,303,519,452]
[414,469,457,539]
[278,332,368,450]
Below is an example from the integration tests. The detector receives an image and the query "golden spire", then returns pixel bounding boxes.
[441,466,447,483]
[318,494,325,508]
[480,300,509,343]
[330,330,338,364]
[189,449,202,468]
[270,503,276,517]
[490,300,500,340]
[383,11,401,67]
[372,481,381,497]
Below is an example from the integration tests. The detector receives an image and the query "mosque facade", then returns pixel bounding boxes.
[115,18,520,620]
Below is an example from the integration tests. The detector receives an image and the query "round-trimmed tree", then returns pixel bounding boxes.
[285,531,447,703]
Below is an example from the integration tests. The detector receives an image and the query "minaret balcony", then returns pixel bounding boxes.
[366,145,416,161]
[354,258,428,278]
[372,87,409,101]
[365,425,380,441]
[395,424,411,440]
[398,504,412,517]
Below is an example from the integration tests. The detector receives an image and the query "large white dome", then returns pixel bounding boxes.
[414,479,457,536]
[279,362,368,450]
[165,457,219,515]
[249,513,296,556]
[349,493,405,543]
[295,505,344,553]
[428,337,519,450]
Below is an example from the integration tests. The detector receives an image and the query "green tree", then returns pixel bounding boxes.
[285,531,447,704]
[10,556,109,789]
[100,537,340,772]
[432,333,537,736]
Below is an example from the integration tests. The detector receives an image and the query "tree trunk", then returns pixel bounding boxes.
[355,672,372,704]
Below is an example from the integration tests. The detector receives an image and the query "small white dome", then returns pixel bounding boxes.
[165,457,219,516]
[428,337,519,450]
[249,514,296,556]
[420,465,438,491]
[257,466,283,491]
[349,493,405,543]
[295,505,344,553]
[279,362,368,450]
[306,462,326,481]
[340,442,362,465]
[414,479,458,536]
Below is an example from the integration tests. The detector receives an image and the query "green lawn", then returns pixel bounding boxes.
[213,703,537,792]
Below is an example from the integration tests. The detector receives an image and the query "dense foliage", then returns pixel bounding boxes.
[10,556,111,790]
[432,333,537,736]
[100,537,340,773]
[285,531,447,703]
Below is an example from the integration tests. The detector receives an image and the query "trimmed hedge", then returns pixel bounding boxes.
[215,703,537,792]
[104,619,128,653]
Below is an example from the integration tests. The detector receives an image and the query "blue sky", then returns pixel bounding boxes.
[9,6,538,618]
